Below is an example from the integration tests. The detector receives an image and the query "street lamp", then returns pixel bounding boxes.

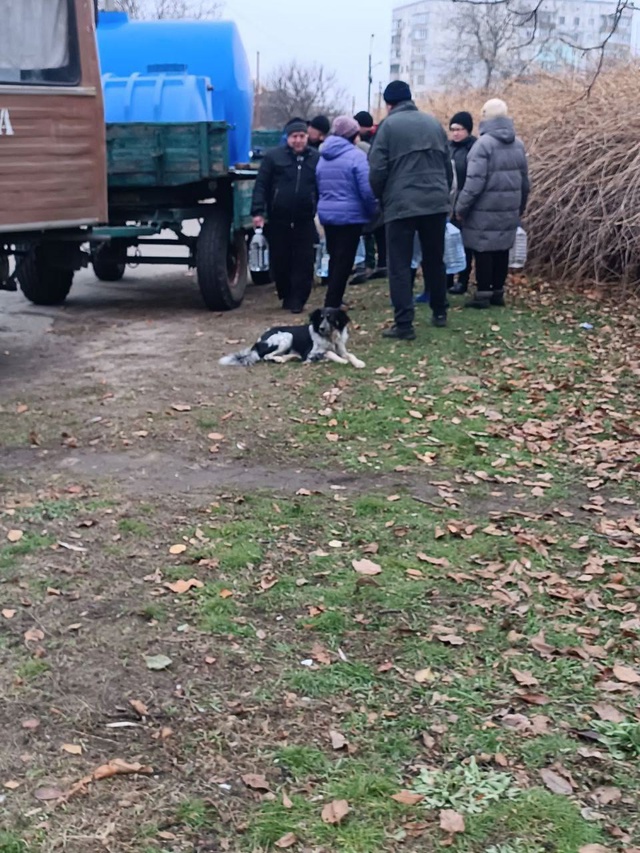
[367,33,383,113]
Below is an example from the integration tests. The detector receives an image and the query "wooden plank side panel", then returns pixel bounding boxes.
[106,122,229,188]
[0,92,106,230]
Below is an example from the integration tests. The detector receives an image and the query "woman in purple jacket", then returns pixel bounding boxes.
[316,116,378,308]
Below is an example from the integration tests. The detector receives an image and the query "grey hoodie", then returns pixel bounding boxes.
[455,116,529,253]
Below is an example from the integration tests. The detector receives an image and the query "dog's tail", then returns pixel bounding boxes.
[219,347,261,367]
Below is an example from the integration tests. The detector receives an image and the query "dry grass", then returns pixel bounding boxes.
[418,64,640,290]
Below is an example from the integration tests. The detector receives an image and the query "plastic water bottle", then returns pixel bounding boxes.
[509,226,528,269]
[249,228,269,273]
[315,239,330,278]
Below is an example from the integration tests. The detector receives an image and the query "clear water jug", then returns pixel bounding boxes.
[315,239,330,278]
[249,228,269,273]
[509,226,527,269]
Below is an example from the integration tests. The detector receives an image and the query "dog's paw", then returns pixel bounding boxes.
[351,358,366,369]
[270,355,285,363]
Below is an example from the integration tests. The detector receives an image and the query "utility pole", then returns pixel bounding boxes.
[367,33,374,113]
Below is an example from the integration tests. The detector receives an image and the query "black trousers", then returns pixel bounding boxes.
[374,225,387,268]
[324,224,362,308]
[268,220,317,310]
[474,250,509,294]
[387,214,447,329]
[446,247,474,288]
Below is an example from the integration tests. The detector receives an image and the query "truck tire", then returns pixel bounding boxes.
[0,254,9,284]
[250,269,272,286]
[197,209,248,311]
[18,247,73,306]
[92,256,126,282]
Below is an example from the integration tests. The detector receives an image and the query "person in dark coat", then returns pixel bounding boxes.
[308,115,330,149]
[350,110,387,285]
[316,116,377,308]
[448,111,477,295]
[251,117,320,313]
[455,99,529,309]
[369,80,453,339]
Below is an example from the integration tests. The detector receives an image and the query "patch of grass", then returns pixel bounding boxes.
[0,833,28,853]
[138,603,168,623]
[275,745,330,780]
[285,662,379,699]
[20,498,79,522]
[15,659,50,681]
[175,797,216,830]
[118,518,153,536]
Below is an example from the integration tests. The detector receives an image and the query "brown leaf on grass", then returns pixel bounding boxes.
[6,529,24,542]
[391,790,424,805]
[530,630,555,658]
[61,743,82,755]
[326,432,340,442]
[165,578,204,594]
[352,558,382,576]
[129,699,150,718]
[540,768,573,795]
[310,642,332,665]
[2,609,16,619]
[329,730,348,750]
[168,543,187,555]
[439,808,465,834]
[34,786,64,801]
[92,759,153,781]
[510,668,539,687]
[282,792,293,809]
[321,799,350,825]
[241,773,270,791]
[219,589,233,599]
[362,542,379,554]
[517,692,550,706]
[24,627,45,643]
[414,667,435,684]
[592,703,626,723]
[416,553,450,567]
[437,634,465,646]
[4,780,21,790]
[612,664,640,684]
[590,786,621,805]
[578,846,614,853]
[275,833,298,849]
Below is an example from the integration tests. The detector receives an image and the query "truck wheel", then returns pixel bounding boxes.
[0,254,9,284]
[92,256,126,282]
[18,247,73,306]
[197,209,248,311]
[250,270,272,286]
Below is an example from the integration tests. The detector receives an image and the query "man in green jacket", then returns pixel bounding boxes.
[369,81,453,339]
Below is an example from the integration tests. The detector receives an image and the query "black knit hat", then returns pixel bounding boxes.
[284,117,308,135]
[449,111,473,133]
[309,115,330,135]
[383,80,412,105]
[354,110,374,128]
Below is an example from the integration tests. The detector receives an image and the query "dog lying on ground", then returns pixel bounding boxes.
[219,308,365,368]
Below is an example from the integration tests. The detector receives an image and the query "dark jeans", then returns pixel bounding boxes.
[374,225,387,268]
[324,223,362,308]
[474,249,509,294]
[268,220,317,310]
[446,247,474,288]
[387,214,447,329]
[364,233,376,270]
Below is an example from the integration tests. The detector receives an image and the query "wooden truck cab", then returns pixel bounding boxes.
[0,0,107,304]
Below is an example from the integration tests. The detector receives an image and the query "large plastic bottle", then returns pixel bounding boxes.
[249,228,269,273]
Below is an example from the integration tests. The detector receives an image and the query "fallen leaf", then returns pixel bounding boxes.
[612,664,640,684]
[23,627,45,643]
[92,759,153,781]
[295,488,311,496]
[439,808,465,834]
[326,432,340,442]
[321,799,350,825]
[219,589,233,599]
[414,667,435,684]
[540,768,572,795]
[61,743,83,755]
[282,792,294,809]
[4,780,21,790]
[6,529,24,543]
[352,558,382,576]
[330,730,348,750]
[416,553,450,567]
[168,543,187,555]
[171,404,191,412]
[392,790,424,805]
[2,609,16,619]
[129,699,149,718]
[590,786,621,806]
[207,432,225,441]
[510,668,539,687]
[21,718,40,730]
[275,833,298,849]
[242,773,270,791]
[144,654,172,671]
[165,578,204,594]
[578,846,613,853]
[592,703,626,723]
[34,786,64,801]
[437,634,465,646]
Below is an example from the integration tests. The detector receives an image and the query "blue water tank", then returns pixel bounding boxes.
[97,11,253,165]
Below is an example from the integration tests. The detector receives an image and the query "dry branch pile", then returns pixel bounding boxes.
[419,65,640,289]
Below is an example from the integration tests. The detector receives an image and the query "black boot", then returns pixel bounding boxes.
[465,290,491,309]
[490,290,505,307]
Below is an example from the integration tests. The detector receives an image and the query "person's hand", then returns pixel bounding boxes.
[253,216,265,229]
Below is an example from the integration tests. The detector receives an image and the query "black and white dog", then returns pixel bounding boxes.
[219,308,365,368]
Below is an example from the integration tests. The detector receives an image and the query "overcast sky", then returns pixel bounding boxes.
[223,0,393,114]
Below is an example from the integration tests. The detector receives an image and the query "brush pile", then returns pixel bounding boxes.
[419,65,640,290]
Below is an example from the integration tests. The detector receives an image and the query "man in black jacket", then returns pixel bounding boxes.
[251,118,320,313]
[369,81,453,339]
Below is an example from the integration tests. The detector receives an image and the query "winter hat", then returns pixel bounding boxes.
[331,115,360,140]
[284,117,308,136]
[354,110,374,128]
[481,99,508,120]
[309,115,331,135]
[449,111,473,133]
[383,80,412,105]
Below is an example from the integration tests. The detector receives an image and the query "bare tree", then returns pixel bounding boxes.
[109,0,222,18]
[258,61,347,129]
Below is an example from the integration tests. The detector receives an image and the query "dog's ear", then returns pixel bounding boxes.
[309,308,323,328]
[331,309,350,330]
